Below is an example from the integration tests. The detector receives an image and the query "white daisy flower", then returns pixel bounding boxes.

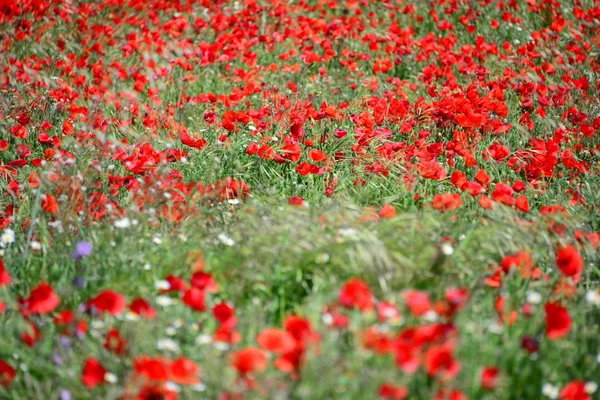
[0,229,15,247]
[217,233,235,246]
[542,383,559,399]
[114,217,131,229]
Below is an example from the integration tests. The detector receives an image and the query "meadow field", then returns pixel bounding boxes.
[0,0,600,398]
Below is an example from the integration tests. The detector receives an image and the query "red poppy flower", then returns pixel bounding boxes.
[230,347,268,376]
[170,358,201,385]
[434,389,468,400]
[481,366,500,390]
[81,358,106,388]
[379,203,396,219]
[257,328,296,354]
[474,169,491,184]
[0,360,15,387]
[129,297,157,319]
[432,193,462,212]
[160,275,187,293]
[213,325,242,345]
[88,290,126,315]
[62,119,74,135]
[404,290,431,317]
[379,383,409,399]
[309,149,327,163]
[134,356,171,382]
[377,301,401,322]
[495,295,518,325]
[394,338,420,374]
[273,347,304,373]
[136,384,178,400]
[20,321,42,347]
[281,143,302,162]
[288,196,305,207]
[190,271,218,292]
[339,278,374,312]
[545,302,571,340]
[424,345,460,378]
[182,287,206,311]
[491,183,515,206]
[360,327,394,354]
[479,195,494,209]
[559,380,590,400]
[24,282,60,314]
[515,195,530,212]
[41,194,59,215]
[105,328,127,355]
[0,259,11,286]
[556,244,584,277]
[284,315,316,343]
[213,302,236,327]
[501,250,539,279]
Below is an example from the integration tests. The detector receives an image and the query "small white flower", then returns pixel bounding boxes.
[152,235,162,245]
[104,372,118,383]
[542,383,559,399]
[157,338,180,352]
[114,217,131,229]
[165,382,181,393]
[315,253,330,264]
[0,229,15,247]
[48,220,63,231]
[322,313,333,325]
[91,320,105,330]
[172,319,184,328]
[441,242,454,256]
[191,382,207,392]
[156,296,174,307]
[227,198,240,205]
[30,241,42,251]
[155,280,170,290]
[214,341,230,351]
[217,233,235,246]
[125,311,140,321]
[586,290,600,306]
[488,320,504,334]
[585,382,598,394]
[526,291,542,305]
[165,327,177,336]
[337,228,357,238]
[143,263,151,270]
[196,334,212,345]
[423,310,439,322]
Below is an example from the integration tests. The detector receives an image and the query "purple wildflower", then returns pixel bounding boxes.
[72,241,92,260]
[59,389,72,400]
